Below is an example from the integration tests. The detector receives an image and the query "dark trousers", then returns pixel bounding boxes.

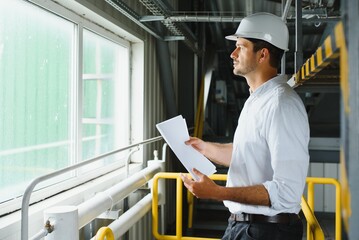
[221,217,303,240]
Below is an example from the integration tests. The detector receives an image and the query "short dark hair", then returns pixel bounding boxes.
[246,38,284,69]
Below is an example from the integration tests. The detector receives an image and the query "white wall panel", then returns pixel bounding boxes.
[308,162,339,213]
[323,163,338,212]
[309,162,325,212]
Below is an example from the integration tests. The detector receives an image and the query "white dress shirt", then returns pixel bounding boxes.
[224,75,310,216]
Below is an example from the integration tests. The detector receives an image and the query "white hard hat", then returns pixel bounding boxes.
[225,12,289,51]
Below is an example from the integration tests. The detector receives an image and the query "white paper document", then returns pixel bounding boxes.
[156,115,217,180]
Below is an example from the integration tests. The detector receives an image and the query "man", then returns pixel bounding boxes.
[181,12,309,240]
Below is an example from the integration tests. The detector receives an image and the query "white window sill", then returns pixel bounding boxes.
[0,163,143,240]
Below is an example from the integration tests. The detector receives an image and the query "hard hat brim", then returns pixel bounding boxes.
[225,34,289,51]
[225,35,239,41]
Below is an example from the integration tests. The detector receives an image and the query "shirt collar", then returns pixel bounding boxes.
[249,75,287,98]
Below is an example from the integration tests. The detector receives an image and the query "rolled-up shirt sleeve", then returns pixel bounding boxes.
[263,98,310,211]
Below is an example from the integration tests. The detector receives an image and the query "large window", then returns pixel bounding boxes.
[81,29,130,171]
[82,30,130,170]
[0,0,132,205]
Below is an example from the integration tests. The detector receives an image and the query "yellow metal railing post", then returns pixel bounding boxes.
[307,182,315,240]
[301,196,325,240]
[335,179,342,240]
[187,190,194,228]
[152,172,160,239]
[95,227,115,240]
[176,176,183,240]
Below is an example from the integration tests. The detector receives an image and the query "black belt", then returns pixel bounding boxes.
[230,213,299,224]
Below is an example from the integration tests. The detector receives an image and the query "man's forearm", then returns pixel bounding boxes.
[214,184,271,207]
[205,142,233,167]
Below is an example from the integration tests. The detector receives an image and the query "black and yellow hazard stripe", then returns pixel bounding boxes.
[294,21,345,86]
[294,20,352,233]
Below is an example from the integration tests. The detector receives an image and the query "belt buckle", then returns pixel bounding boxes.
[231,213,250,222]
[238,213,249,222]
[241,213,247,222]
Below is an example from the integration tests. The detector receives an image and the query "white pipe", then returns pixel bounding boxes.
[282,0,293,21]
[126,146,140,177]
[161,143,168,234]
[21,136,163,240]
[142,15,244,22]
[29,229,48,240]
[160,204,165,234]
[78,163,161,228]
[44,206,78,240]
[90,193,153,240]
[148,160,165,206]
[162,143,168,162]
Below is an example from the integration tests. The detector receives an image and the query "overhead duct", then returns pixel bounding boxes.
[141,15,244,22]
[155,22,178,118]
[105,0,198,53]
[139,0,198,53]
[105,0,162,39]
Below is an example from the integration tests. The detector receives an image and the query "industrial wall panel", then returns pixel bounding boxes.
[309,162,325,212]
[308,162,339,213]
[323,163,338,212]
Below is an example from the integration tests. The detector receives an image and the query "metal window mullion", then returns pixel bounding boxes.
[95,41,102,156]
[74,23,83,167]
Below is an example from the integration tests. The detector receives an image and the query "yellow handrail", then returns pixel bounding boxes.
[95,226,115,240]
[152,172,226,240]
[152,173,339,240]
[304,177,342,240]
[301,196,325,240]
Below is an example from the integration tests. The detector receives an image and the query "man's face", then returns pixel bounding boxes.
[230,38,259,77]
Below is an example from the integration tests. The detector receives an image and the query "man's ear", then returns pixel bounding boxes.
[259,48,269,63]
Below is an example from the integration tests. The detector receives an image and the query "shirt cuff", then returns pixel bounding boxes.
[263,180,280,210]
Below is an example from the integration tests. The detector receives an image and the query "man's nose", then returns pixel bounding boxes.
[230,49,237,59]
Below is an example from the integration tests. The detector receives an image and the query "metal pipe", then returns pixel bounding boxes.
[123,146,140,240]
[29,229,48,240]
[281,0,292,75]
[155,22,178,118]
[105,0,163,39]
[140,15,244,23]
[161,143,168,162]
[90,193,153,239]
[126,146,141,178]
[141,14,339,23]
[295,0,303,72]
[21,136,162,240]
[287,16,340,24]
[29,219,55,240]
[94,227,114,240]
[139,14,340,23]
[77,163,161,228]
[44,206,78,240]
[167,15,243,22]
[281,0,293,21]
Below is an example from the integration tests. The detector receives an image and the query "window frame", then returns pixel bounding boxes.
[0,0,142,216]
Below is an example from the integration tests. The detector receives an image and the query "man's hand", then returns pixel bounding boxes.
[185,137,207,155]
[185,137,232,167]
[181,168,221,200]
